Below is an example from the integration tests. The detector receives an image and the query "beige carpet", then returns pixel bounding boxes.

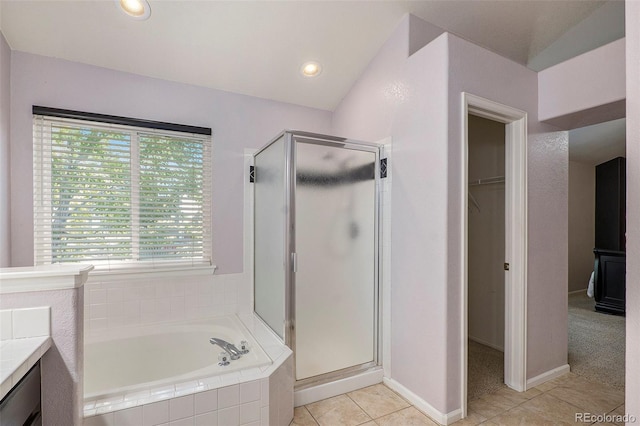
[568,292,625,390]
[468,340,505,401]
[467,292,625,401]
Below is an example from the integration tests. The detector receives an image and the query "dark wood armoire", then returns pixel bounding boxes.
[594,156,626,315]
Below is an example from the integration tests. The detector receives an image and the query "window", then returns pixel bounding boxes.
[33,107,212,271]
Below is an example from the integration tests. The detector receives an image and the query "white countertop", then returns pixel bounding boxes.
[0,336,52,400]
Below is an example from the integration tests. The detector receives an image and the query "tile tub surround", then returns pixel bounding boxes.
[84,272,252,334]
[84,313,294,425]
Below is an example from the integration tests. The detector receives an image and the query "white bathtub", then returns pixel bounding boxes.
[84,315,271,400]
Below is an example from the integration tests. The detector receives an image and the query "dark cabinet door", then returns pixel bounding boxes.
[594,249,626,315]
[595,157,626,251]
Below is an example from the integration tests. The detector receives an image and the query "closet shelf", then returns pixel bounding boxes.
[469,176,505,186]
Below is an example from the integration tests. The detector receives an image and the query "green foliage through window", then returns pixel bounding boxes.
[34,117,212,266]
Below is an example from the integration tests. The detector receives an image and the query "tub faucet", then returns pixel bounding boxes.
[210,338,243,360]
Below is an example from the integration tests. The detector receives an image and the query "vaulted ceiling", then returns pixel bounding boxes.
[0,1,627,164]
[0,1,624,111]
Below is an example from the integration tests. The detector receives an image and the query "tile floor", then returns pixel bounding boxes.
[291,372,625,426]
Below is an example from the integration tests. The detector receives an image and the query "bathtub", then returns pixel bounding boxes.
[83,314,294,426]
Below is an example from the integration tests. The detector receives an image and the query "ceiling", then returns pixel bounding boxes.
[0,0,623,112]
[569,119,626,165]
[0,1,626,165]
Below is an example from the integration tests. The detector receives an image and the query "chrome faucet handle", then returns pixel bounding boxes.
[238,340,250,354]
[218,352,230,366]
[210,337,242,360]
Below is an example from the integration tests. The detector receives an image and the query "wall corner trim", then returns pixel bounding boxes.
[525,364,571,389]
[383,378,461,425]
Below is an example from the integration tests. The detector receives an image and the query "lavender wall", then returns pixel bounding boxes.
[538,39,626,129]
[9,52,332,272]
[447,35,568,406]
[332,16,569,416]
[0,288,85,425]
[568,161,595,293]
[0,31,10,267]
[332,16,453,414]
[625,0,640,418]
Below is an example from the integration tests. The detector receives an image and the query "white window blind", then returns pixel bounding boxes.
[33,114,212,271]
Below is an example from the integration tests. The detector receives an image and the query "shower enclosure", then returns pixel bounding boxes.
[253,131,381,386]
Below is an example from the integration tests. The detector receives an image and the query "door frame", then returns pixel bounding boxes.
[461,93,528,417]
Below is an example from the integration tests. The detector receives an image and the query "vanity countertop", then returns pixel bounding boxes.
[0,336,51,400]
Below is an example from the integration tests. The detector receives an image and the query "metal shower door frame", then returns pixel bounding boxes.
[286,131,382,387]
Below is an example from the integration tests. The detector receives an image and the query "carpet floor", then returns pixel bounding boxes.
[467,292,625,400]
[568,291,625,390]
[467,340,504,401]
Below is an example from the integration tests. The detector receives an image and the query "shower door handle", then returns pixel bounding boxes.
[291,253,297,273]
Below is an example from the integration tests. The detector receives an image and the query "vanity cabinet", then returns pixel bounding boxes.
[0,362,42,425]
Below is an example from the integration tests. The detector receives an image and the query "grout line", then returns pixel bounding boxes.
[301,405,320,426]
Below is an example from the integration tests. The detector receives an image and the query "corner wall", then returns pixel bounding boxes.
[447,34,568,409]
[8,52,332,271]
[625,0,640,419]
[332,15,569,418]
[0,31,10,267]
[568,161,595,293]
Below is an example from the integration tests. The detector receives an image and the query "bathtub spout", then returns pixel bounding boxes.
[210,338,242,360]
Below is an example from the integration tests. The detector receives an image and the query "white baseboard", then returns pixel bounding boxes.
[383,378,461,425]
[468,335,504,352]
[294,368,384,407]
[526,364,570,389]
[568,289,587,295]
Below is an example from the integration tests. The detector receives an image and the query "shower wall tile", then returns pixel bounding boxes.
[84,272,250,335]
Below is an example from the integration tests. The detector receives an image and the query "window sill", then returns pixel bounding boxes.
[87,263,217,282]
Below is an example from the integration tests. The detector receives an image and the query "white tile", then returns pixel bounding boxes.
[170,395,194,421]
[218,384,239,409]
[107,302,123,317]
[218,406,240,426]
[114,406,143,425]
[124,389,151,402]
[90,304,108,319]
[239,401,260,425]
[84,413,115,426]
[260,379,269,407]
[195,389,218,414]
[90,288,107,304]
[12,307,50,338]
[123,300,141,317]
[195,411,218,426]
[141,299,157,314]
[157,298,172,315]
[0,310,12,340]
[239,381,260,404]
[218,373,240,388]
[143,400,170,426]
[169,417,195,426]
[107,287,124,303]
[90,318,108,331]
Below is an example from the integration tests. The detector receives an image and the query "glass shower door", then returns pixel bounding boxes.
[254,135,288,340]
[293,138,377,381]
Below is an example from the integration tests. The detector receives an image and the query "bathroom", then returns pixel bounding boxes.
[1,1,639,425]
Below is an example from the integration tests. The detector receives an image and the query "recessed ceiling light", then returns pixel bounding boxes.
[301,61,322,77]
[117,0,151,20]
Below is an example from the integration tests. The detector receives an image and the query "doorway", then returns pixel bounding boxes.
[467,114,506,401]
[461,93,528,417]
